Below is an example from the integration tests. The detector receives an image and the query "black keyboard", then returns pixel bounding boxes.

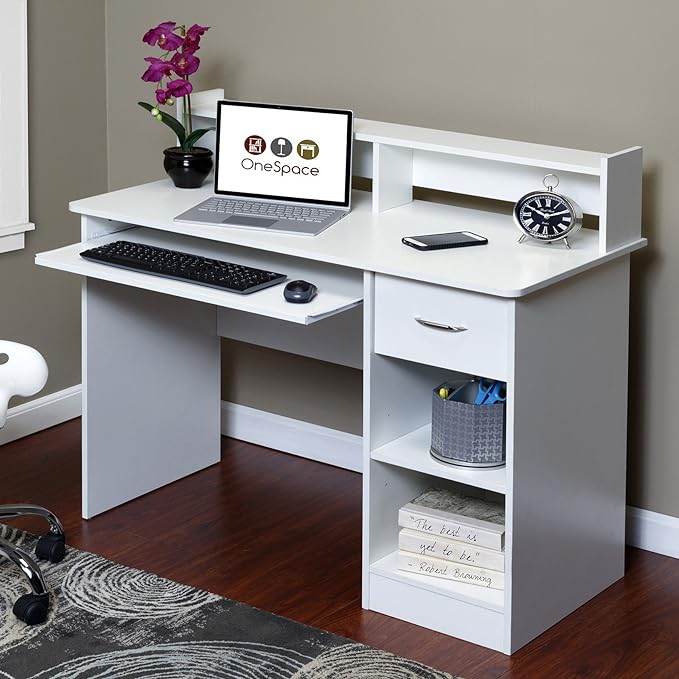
[80,240,287,295]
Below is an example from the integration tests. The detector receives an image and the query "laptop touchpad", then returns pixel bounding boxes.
[222,215,277,228]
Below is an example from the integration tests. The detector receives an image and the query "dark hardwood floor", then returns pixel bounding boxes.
[2,419,678,678]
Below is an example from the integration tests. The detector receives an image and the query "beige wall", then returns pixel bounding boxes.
[2,1,107,402]
[51,1,676,516]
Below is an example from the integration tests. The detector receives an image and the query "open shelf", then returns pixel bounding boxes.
[371,423,507,494]
[355,119,603,175]
[370,550,504,613]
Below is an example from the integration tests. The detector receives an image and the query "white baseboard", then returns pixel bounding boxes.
[220,400,362,472]
[0,384,82,445]
[4,387,679,560]
[626,506,679,560]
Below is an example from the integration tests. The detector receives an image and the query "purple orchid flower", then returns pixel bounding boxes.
[182,24,210,54]
[155,88,170,105]
[167,79,193,98]
[139,19,213,152]
[171,51,200,77]
[141,57,174,82]
[142,21,183,51]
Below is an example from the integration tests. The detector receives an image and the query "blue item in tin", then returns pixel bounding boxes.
[473,379,506,405]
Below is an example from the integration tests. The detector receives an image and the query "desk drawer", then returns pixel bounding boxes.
[374,276,510,380]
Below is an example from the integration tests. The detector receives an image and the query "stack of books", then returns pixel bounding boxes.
[397,488,505,590]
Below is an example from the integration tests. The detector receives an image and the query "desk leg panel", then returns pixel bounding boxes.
[507,257,630,652]
[82,279,220,518]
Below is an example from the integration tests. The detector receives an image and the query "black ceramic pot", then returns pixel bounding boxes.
[163,146,213,188]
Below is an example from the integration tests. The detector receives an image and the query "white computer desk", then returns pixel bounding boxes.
[35,100,646,654]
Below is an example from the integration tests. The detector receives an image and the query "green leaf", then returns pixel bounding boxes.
[137,101,186,147]
[183,127,215,151]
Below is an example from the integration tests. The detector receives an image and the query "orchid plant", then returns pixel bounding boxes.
[138,21,213,152]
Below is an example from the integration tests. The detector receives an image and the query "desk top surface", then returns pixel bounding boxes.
[69,180,645,298]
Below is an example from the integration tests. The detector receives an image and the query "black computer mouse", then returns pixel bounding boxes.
[284,280,318,303]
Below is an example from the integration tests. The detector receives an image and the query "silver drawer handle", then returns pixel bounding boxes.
[415,317,468,332]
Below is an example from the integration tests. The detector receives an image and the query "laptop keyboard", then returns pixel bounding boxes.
[198,198,336,224]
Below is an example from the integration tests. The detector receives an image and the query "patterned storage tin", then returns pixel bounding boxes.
[430,382,506,468]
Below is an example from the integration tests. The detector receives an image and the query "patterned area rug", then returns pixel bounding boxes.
[0,526,458,678]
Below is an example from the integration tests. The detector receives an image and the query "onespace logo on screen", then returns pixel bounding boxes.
[241,134,321,177]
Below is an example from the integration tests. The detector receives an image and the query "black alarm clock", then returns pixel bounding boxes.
[513,174,583,249]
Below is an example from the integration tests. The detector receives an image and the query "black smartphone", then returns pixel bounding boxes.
[402,231,488,251]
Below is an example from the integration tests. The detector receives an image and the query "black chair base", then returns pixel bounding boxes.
[0,505,66,625]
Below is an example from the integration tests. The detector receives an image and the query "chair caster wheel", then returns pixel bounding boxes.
[36,534,66,563]
[13,593,49,625]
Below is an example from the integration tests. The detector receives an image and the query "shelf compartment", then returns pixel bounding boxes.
[369,551,505,651]
[371,550,504,612]
[371,423,507,494]
[355,119,603,175]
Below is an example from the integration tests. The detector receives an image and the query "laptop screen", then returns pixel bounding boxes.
[214,101,353,208]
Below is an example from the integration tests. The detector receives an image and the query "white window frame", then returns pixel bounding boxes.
[0,0,33,254]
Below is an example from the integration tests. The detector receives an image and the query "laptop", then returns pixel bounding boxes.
[175,100,354,236]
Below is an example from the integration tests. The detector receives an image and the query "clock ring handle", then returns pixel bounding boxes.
[543,173,560,191]
[415,317,468,332]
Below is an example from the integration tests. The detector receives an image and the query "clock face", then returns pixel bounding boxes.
[514,192,578,241]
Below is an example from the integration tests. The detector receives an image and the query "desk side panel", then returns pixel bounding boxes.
[82,278,221,518]
[508,257,629,652]
[599,148,643,254]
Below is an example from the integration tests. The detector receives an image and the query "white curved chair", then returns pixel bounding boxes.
[0,340,66,625]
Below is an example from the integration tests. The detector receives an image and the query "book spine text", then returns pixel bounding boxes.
[398,551,504,590]
[398,508,504,551]
[399,529,504,572]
